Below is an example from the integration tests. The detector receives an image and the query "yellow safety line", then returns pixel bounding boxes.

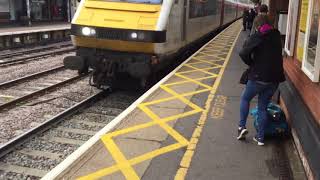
[174,23,242,180]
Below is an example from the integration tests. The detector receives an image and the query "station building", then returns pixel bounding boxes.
[0,0,79,26]
[259,0,320,179]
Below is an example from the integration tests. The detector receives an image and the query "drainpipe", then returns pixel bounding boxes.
[26,0,31,26]
[67,0,71,22]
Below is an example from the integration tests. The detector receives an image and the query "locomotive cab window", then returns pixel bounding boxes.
[96,0,163,4]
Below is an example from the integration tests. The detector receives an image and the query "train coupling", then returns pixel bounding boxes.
[63,56,85,71]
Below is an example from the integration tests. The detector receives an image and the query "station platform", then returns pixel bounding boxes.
[42,21,306,180]
[0,23,70,36]
[0,23,71,50]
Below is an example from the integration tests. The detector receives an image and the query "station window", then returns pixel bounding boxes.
[0,0,27,23]
[284,0,299,56]
[30,0,68,22]
[0,0,10,23]
[302,0,320,82]
[30,0,50,21]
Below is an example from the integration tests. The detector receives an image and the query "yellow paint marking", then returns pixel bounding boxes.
[184,64,219,77]
[175,74,212,90]
[103,121,156,138]
[101,137,139,180]
[177,67,219,76]
[78,22,242,180]
[0,95,15,99]
[139,105,189,145]
[177,66,217,74]
[81,143,185,179]
[140,96,179,106]
[160,85,204,112]
[163,76,215,87]
[187,59,223,65]
[198,52,225,60]
[129,143,186,165]
[174,23,242,180]
[191,56,224,66]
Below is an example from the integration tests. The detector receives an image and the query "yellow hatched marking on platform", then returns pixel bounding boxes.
[175,73,212,90]
[175,23,242,180]
[177,67,220,76]
[78,21,241,180]
[139,105,189,145]
[163,76,217,87]
[101,137,139,180]
[197,52,225,60]
[191,56,224,66]
[184,64,220,77]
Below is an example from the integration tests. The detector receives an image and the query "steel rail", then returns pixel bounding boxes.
[0,73,87,111]
[0,65,65,89]
[0,46,75,67]
[0,42,72,59]
[0,91,105,159]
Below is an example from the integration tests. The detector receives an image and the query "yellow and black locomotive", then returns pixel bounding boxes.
[64,0,251,89]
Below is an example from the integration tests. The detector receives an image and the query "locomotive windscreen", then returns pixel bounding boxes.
[93,0,162,4]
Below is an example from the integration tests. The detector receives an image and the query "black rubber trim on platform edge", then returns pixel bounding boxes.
[71,24,166,43]
[279,80,320,180]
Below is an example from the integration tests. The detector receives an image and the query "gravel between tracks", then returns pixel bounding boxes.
[0,52,74,83]
[0,91,139,180]
[0,77,99,146]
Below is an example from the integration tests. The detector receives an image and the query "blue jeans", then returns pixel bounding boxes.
[239,80,278,141]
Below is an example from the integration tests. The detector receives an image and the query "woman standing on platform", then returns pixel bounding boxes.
[236,11,285,146]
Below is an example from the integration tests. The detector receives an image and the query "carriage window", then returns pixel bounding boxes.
[189,0,218,18]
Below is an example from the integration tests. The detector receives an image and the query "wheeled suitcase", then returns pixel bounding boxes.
[250,103,290,137]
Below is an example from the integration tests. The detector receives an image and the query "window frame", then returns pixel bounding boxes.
[302,0,320,82]
[284,0,299,56]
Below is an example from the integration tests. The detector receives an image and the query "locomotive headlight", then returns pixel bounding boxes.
[138,32,145,40]
[130,32,138,39]
[82,27,96,36]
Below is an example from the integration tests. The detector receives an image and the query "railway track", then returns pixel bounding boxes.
[0,42,74,67]
[0,67,83,111]
[0,91,139,179]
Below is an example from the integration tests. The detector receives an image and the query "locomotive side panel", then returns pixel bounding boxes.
[155,0,185,55]
[185,0,223,44]
[223,1,238,25]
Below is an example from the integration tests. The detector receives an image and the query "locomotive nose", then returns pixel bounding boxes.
[63,56,85,70]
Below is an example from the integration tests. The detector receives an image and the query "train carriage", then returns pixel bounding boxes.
[64,0,252,89]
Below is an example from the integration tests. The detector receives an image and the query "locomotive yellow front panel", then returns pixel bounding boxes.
[71,0,164,53]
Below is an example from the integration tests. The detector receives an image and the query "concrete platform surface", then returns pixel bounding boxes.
[42,21,306,180]
[0,23,70,36]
